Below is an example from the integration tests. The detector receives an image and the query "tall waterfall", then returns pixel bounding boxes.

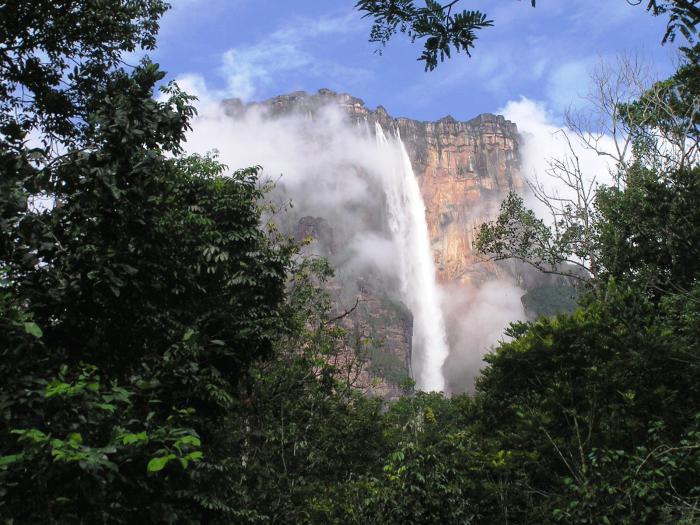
[375,123,449,392]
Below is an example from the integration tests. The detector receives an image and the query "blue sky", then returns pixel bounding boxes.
[147,1,680,122]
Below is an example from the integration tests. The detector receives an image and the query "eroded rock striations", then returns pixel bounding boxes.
[223,89,524,397]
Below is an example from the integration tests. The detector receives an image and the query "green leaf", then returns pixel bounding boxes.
[147,454,174,472]
[23,322,43,338]
[11,428,49,443]
[0,454,23,469]
[45,381,71,398]
[185,451,203,462]
[175,435,201,448]
[122,432,148,446]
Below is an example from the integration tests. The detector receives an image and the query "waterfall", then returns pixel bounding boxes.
[375,123,449,392]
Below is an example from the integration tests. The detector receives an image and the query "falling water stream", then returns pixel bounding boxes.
[375,123,449,392]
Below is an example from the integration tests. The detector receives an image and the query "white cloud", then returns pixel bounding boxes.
[177,12,368,103]
[219,42,308,101]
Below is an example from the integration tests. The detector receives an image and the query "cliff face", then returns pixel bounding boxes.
[399,114,523,285]
[223,89,524,395]
[228,89,523,285]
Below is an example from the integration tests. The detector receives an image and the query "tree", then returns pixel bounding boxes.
[474,281,700,523]
[0,60,300,521]
[565,55,698,177]
[1,4,402,523]
[0,0,168,147]
[0,3,306,522]
[195,258,389,523]
[1,0,170,325]
[355,0,500,71]
[475,51,700,296]
[474,150,599,285]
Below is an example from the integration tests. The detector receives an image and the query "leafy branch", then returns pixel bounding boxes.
[358,0,700,71]
[355,0,530,70]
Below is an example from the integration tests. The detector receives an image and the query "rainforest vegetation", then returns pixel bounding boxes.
[1,1,699,523]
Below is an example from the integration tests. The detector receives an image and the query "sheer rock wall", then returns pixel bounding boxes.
[228,89,523,285]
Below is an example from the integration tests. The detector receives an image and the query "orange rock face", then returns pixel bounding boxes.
[226,92,524,281]
[399,115,524,285]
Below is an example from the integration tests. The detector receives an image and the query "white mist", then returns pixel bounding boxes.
[375,123,449,392]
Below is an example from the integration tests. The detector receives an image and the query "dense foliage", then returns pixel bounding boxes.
[0,2,299,521]
[467,8,700,522]
[2,1,700,524]
[0,60,298,519]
